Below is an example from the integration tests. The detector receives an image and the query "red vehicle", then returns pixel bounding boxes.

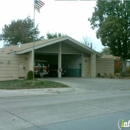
[34,60,49,77]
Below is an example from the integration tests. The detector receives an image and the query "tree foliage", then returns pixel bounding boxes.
[89,0,130,73]
[46,32,66,39]
[114,58,122,74]
[101,47,111,55]
[1,16,40,46]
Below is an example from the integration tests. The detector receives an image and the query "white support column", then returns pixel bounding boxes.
[91,53,96,77]
[58,42,62,78]
[28,50,34,71]
[81,54,84,77]
[32,49,34,73]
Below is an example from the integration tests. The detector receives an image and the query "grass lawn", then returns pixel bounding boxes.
[0,80,69,90]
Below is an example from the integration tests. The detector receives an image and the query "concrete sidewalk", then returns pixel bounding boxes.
[0,87,75,98]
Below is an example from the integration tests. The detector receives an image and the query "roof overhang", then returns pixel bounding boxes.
[9,36,101,57]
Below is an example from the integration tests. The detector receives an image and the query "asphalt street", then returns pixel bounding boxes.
[0,78,130,130]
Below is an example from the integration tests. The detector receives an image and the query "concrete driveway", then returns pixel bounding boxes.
[0,78,130,130]
[44,77,130,92]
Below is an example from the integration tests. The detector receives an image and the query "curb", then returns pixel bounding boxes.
[46,88,75,94]
[0,88,75,98]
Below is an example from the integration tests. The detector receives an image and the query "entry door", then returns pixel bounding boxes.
[18,62,26,78]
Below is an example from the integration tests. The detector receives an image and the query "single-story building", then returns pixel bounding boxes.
[0,36,114,81]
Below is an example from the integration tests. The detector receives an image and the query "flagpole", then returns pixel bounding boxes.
[33,0,44,84]
[33,0,35,84]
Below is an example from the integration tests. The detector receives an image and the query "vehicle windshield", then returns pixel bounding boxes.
[35,61,48,67]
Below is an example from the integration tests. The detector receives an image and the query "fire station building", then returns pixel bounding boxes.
[0,36,114,81]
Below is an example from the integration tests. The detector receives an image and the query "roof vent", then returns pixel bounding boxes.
[17,42,22,48]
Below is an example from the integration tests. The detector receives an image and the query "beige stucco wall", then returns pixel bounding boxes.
[82,57,114,77]
[96,58,114,75]
[91,53,96,77]
[0,54,29,81]
[82,56,91,77]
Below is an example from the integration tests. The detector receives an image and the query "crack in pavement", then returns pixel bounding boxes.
[0,108,42,130]
[84,101,130,116]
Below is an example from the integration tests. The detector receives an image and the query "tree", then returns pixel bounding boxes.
[46,32,66,39]
[101,47,111,55]
[81,36,95,49]
[0,34,2,41]
[89,0,130,75]
[1,16,40,46]
[114,58,122,74]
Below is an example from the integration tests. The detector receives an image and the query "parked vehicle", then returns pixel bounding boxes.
[48,65,66,77]
[34,60,49,77]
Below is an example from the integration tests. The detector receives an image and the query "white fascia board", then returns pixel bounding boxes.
[66,36,101,56]
[7,52,16,54]
[35,51,82,55]
[14,36,101,56]
[16,37,69,54]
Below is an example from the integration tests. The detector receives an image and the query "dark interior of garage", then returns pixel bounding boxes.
[35,53,81,77]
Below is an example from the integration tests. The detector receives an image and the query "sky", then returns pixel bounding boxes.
[0,0,104,52]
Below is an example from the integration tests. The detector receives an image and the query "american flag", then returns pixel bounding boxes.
[34,0,45,13]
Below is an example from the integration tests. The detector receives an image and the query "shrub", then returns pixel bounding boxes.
[101,75,105,78]
[109,73,114,78]
[126,67,130,74]
[99,73,104,78]
[27,70,33,80]
[104,73,108,77]
[97,73,101,77]
[115,73,121,78]
[115,73,120,76]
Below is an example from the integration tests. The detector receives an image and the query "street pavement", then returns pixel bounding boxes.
[0,78,130,130]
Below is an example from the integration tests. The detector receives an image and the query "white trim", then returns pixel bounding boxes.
[58,42,62,78]
[91,53,96,77]
[15,37,68,54]
[81,54,84,77]
[35,51,82,55]
[9,36,101,56]
[67,37,100,55]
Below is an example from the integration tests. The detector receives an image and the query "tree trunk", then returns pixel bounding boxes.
[121,57,126,76]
